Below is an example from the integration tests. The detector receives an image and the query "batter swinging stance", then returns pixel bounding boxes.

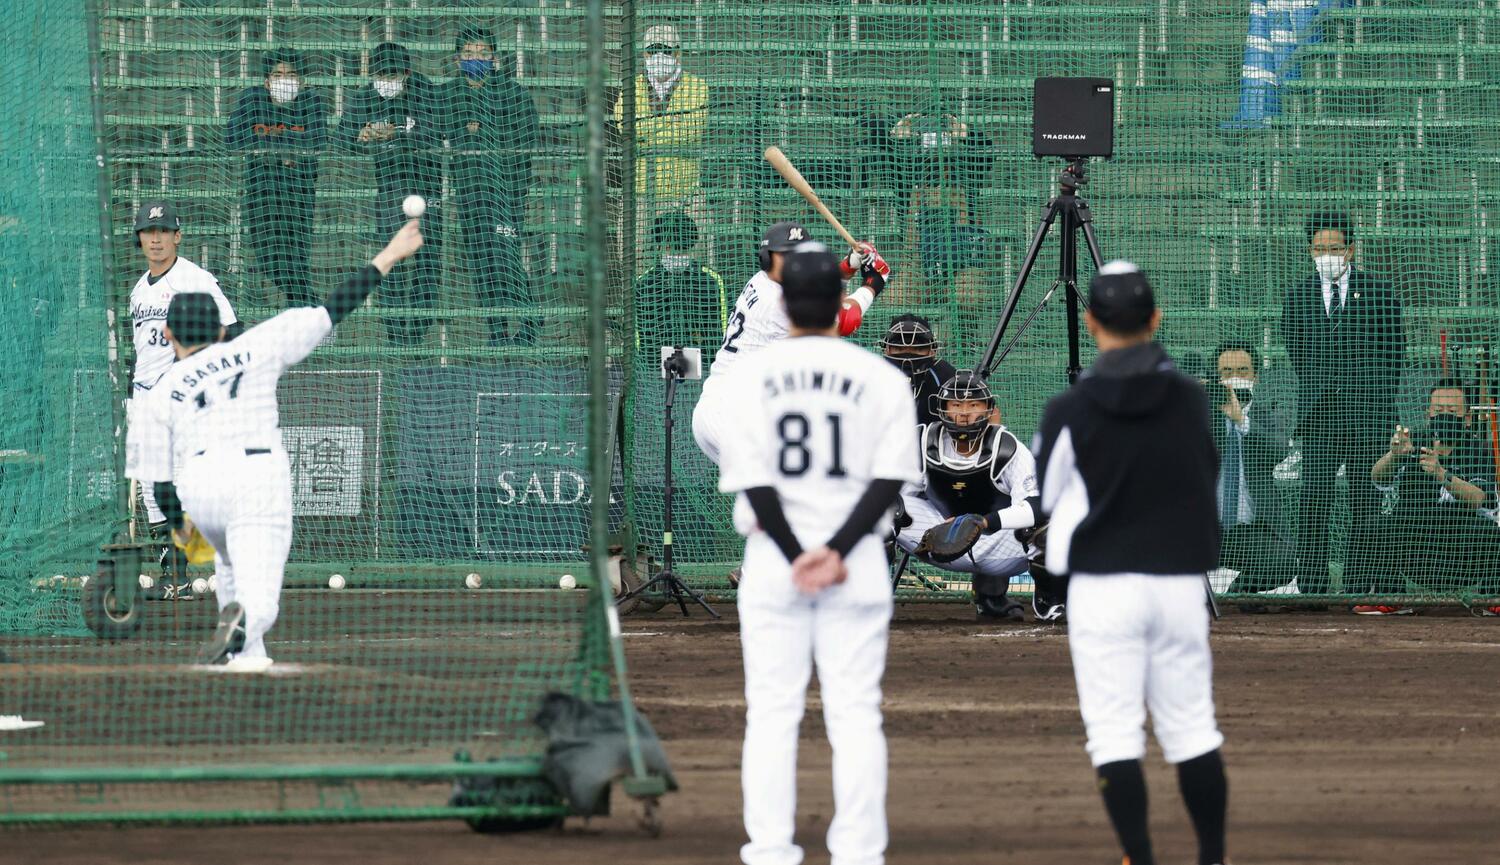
[127,221,424,668]
[1033,262,1229,865]
[717,244,918,865]
[693,221,888,465]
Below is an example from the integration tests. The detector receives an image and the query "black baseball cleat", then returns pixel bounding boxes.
[1032,593,1066,624]
[975,593,1026,622]
[145,581,196,602]
[195,602,246,665]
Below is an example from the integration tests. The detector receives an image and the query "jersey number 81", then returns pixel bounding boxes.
[777,412,847,478]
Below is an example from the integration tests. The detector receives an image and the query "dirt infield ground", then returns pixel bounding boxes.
[14,604,1500,865]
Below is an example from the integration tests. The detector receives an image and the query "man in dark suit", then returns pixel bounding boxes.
[1281,211,1404,595]
[1212,342,1296,597]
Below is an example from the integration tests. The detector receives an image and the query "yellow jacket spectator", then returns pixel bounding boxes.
[614,25,707,202]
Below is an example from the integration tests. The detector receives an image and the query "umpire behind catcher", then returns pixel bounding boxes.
[1033,261,1229,865]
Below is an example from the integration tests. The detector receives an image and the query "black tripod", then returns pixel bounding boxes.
[617,350,719,618]
[976,158,1106,383]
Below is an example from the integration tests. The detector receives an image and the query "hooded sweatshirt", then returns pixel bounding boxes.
[1033,341,1221,575]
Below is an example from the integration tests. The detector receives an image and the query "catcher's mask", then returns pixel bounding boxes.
[758,221,811,273]
[881,313,939,377]
[933,370,994,443]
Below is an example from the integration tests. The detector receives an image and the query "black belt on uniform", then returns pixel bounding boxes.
[193,448,272,457]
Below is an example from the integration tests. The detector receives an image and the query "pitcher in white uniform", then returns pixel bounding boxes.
[126,221,424,669]
[127,201,242,595]
[717,244,918,865]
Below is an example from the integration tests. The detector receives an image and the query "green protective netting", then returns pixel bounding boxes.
[625,0,1500,605]
[1,0,629,822]
[4,0,1500,823]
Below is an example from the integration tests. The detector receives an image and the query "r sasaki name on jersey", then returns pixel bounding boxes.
[761,368,869,404]
[167,351,251,401]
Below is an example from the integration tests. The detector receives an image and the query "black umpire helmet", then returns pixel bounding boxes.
[758,221,812,273]
[881,313,940,377]
[932,370,995,443]
[166,292,222,348]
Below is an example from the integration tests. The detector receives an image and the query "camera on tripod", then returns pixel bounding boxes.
[660,346,702,380]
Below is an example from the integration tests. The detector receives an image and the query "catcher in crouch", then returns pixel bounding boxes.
[894,371,1066,622]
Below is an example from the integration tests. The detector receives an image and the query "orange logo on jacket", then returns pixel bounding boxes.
[251,123,306,136]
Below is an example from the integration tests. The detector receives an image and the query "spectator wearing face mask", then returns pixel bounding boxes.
[1280,211,1403,596]
[613,25,708,205]
[1210,343,1296,605]
[633,210,725,351]
[227,50,329,307]
[1345,379,1500,614]
[340,42,442,344]
[437,28,539,346]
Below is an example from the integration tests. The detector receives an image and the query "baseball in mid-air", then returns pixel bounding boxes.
[328,574,346,590]
[402,195,426,218]
[465,573,483,589]
[191,577,210,595]
[559,574,577,590]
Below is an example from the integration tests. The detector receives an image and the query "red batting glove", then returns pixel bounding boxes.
[839,242,880,279]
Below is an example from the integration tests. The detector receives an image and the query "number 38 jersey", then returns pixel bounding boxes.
[717,335,921,545]
[707,270,787,380]
[126,307,332,484]
[129,257,238,391]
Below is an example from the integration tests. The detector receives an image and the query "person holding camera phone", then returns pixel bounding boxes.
[1346,379,1500,613]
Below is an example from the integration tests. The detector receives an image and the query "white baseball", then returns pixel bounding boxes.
[208,575,217,593]
[139,574,156,590]
[402,195,426,218]
[191,577,210,595]
[329,574,346,590]
[559,574,577,590]
[465,573,483,589]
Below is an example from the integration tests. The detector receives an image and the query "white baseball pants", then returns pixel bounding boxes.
[177,446,293,661]
[737,534,893,865]
[691,375,731,466]
[1067,573,1224,767]
[894,493,1030,579]
[126,399,167,524]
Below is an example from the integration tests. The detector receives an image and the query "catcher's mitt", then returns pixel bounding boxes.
[914,513,985,563]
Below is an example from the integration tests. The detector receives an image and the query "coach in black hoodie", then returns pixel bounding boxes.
[1034,262,1228,865]
[227,50,328,307]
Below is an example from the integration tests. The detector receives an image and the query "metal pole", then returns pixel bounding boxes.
[83,0,128,526]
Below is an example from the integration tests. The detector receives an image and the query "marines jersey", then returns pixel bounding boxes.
[717,335,920,546]
[130,257,238,391]
[915,422,1039,517]
[126,307,331,483]
[708,270,787,380]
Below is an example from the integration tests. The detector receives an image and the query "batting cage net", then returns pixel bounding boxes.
[1,0,1498,824]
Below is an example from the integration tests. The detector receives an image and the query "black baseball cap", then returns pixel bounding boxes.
[134,201,181,234]
[781,241,842,303]
[166,292,221,347]
[1087,260,1155,331]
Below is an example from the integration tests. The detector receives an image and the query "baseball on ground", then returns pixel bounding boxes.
[465,573,483,589]
[192,577,210,594]
[328,574,346,590]
[559,574,577,590]
[402,195,426,218]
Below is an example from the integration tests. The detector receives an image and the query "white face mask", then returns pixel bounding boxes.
[645,52,678,82]
[1314,253,1349,282]
[268,77,300,104]
[1221,377,1255,399]
[373,78,404,99]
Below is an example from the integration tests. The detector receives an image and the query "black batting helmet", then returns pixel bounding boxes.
[881,313,940,377]
[758,221,811,273]
[932,370,995,443]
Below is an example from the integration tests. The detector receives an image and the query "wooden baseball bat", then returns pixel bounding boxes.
[763,146,860,250]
